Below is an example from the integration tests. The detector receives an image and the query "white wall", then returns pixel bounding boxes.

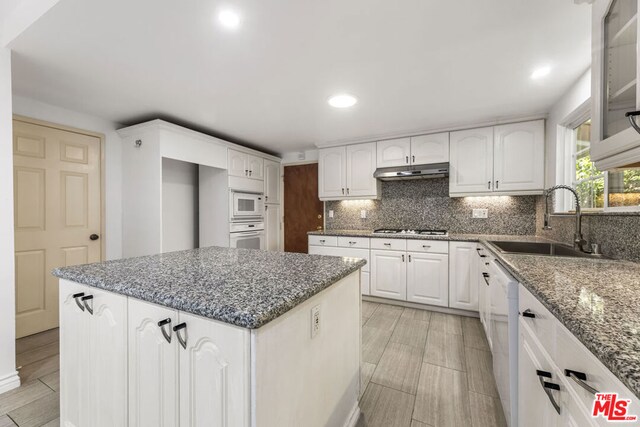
[281,149,319,165]
[162,158,199,252]
[0,48,19,393]
[12,95,123,260]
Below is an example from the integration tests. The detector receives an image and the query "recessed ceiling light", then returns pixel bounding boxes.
[530,66,551,80]
[328,94,358,108]
[218,10,240,29]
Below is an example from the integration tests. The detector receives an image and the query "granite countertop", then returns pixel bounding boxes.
[479,239,640,399]
[52,247,366,329]
[308,229,552,243]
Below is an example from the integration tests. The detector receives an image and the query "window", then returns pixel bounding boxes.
[564,117,640,211]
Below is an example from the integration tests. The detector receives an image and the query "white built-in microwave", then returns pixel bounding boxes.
[230,191,264,222]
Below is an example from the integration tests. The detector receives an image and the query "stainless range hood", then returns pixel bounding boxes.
[373,162,449,181]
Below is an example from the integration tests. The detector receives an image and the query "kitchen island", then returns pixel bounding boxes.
[52,247,366,427]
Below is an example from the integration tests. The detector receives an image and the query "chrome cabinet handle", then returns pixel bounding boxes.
[342,188,345,195]
[402,254,405,262]
[383,243,391,246]
[319,239,326,243]
[482,272,490,286]
[81,295,94,315]
[173,323,188,349]
[412,155,415,163]
[408,254,412,262]
[522,309,536,318]
[158,318,172,344]
[422,245,431,249]
[349,241,356,245]
[537,370,561,414]
[249,170,253,176]
[245,169,248,176]
[488,181,491,190]
[405,156,409,164]
[73,293,85,311]
[347,188,350,195]
[565,369,599,395]
[496,180,499,190]
[476,248,487,258]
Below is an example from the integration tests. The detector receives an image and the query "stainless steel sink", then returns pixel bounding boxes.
[489,241,604,259]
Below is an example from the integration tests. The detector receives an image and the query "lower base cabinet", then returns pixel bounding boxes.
[370,249,407,300]
[449,242,478,310]
[406,252,448,306]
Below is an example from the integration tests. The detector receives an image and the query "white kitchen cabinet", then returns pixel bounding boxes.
[370,249,407,300]
[406,251,449,307]
[318,147,347,199]
[178,311,250,427]
[265,204,281,251]
[228,149,248,178]
[376,137,411,167]
[346,142,378,197]
[591,0,640,170]
[59,281,128,427]
[128,299,179,427]
[449,127,494,194]
[410,132,449,164]
[247,155,264,180]
[308,237,371,295]
[493,120,545,192]
[448,242,478,311]
[319,143,379,200]
[264,159,280,204]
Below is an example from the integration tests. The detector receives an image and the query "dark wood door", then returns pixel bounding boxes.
[284,164,323,253]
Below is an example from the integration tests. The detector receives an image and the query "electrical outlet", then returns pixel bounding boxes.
[360,209,367,219]
[311,306,321,338]
[328,210,334,218]
[472,208,488,219]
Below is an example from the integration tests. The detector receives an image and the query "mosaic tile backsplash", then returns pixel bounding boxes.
[324,179,538,235]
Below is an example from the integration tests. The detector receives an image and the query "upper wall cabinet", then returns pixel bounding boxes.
[319,142,379,200]
[376,133,449,168]
[229,150,264,180]
[449,120,544,196]
[264,160,280,204]
[591,0,640,170]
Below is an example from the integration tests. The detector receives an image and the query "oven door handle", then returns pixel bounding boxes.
[233,232,263,237]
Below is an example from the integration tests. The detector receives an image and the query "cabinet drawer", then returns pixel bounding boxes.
[370,238,406,251]
[406,239,448,254]
[308,245,369,272]
[556,324,640,426]
[308,235,338,246]
[519,285,556,361]
[337,236,370,249]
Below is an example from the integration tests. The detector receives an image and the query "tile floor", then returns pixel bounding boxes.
[1,329,59,427]
[0,302,505,427]
[358,301,507,427]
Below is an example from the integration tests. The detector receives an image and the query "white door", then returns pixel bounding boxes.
[318,147,346,198]
[410,133,449,164]
[376,137,411,167]
[265,204,281,251]
[128,299,179,427]
[247,155,264,180]
[264,160,280,204]
[346,142,377,197]
[406,252,448,307]
[493,120,544,192]
[449,127,494,194]
[228,149,248,177]
[13,119,102,338]
[59,281,90,427]
[370,250,407,300]
[87,288,128,427]
[178,312,250,427]
[449,242,478,310]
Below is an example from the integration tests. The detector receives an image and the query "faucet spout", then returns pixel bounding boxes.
[543,185,586,252]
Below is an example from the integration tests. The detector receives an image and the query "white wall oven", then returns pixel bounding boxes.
[229,222,265,250]
[230,191,264,222]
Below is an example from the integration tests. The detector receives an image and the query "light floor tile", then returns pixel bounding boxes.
[16,342,59,369]
[18,356,59,384]
[358,383,415,427]
[465,348,499,397]
[365,305,403,332]
[389,317,429,349]
[423,330,466,371]
[371,342,423,395]
[39,371,60,392]
[462,317,490,351]
[362,301,380,319]
[362,326,392,364]
[16,330,59,356]
[469,391,507,427]
[360,362,377,399]
[429,312,463,335]
[7,393,59,427]
[0,381,53,415]
[400,308,432,322]
[0,415,16,427]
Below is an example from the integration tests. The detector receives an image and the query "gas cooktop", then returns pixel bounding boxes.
[373,229,448,236]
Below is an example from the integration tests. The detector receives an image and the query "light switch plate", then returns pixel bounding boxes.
[328,210,334,218]
[472,208,488,219]
[360,210,367,219]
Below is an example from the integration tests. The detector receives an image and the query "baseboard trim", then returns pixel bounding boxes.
[362,296,479,318]
[0,371,20,394]
[343,402,361,427]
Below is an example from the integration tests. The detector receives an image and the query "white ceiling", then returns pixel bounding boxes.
[9,0,591,155]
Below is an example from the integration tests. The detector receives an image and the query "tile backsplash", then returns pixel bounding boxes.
[324,179,538,235]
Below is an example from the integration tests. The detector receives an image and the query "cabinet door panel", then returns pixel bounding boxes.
[179,312,250,427]
[407,252,448,307]
[247,155,264,180]
[228,150,248,178]
[128,299,179,427]
[377,138,411,168]
[346,142,377,197]
[265,204,281,251]
[264,160,280,204]
[318,147,346,198]
[370,250,407,300]
[494,120,544,192]
[449,127,494,194]
[410,133,449,164]
[449,242,478,310]
[88,288,128,427]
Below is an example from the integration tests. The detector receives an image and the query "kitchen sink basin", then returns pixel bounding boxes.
[489,241,603,259]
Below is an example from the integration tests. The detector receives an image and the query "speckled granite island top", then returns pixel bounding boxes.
[52,246,366,329]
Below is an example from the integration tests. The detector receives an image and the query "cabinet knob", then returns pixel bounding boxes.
[173,323,188,349]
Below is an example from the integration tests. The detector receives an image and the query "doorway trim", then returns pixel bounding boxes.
[12,114,107,261]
